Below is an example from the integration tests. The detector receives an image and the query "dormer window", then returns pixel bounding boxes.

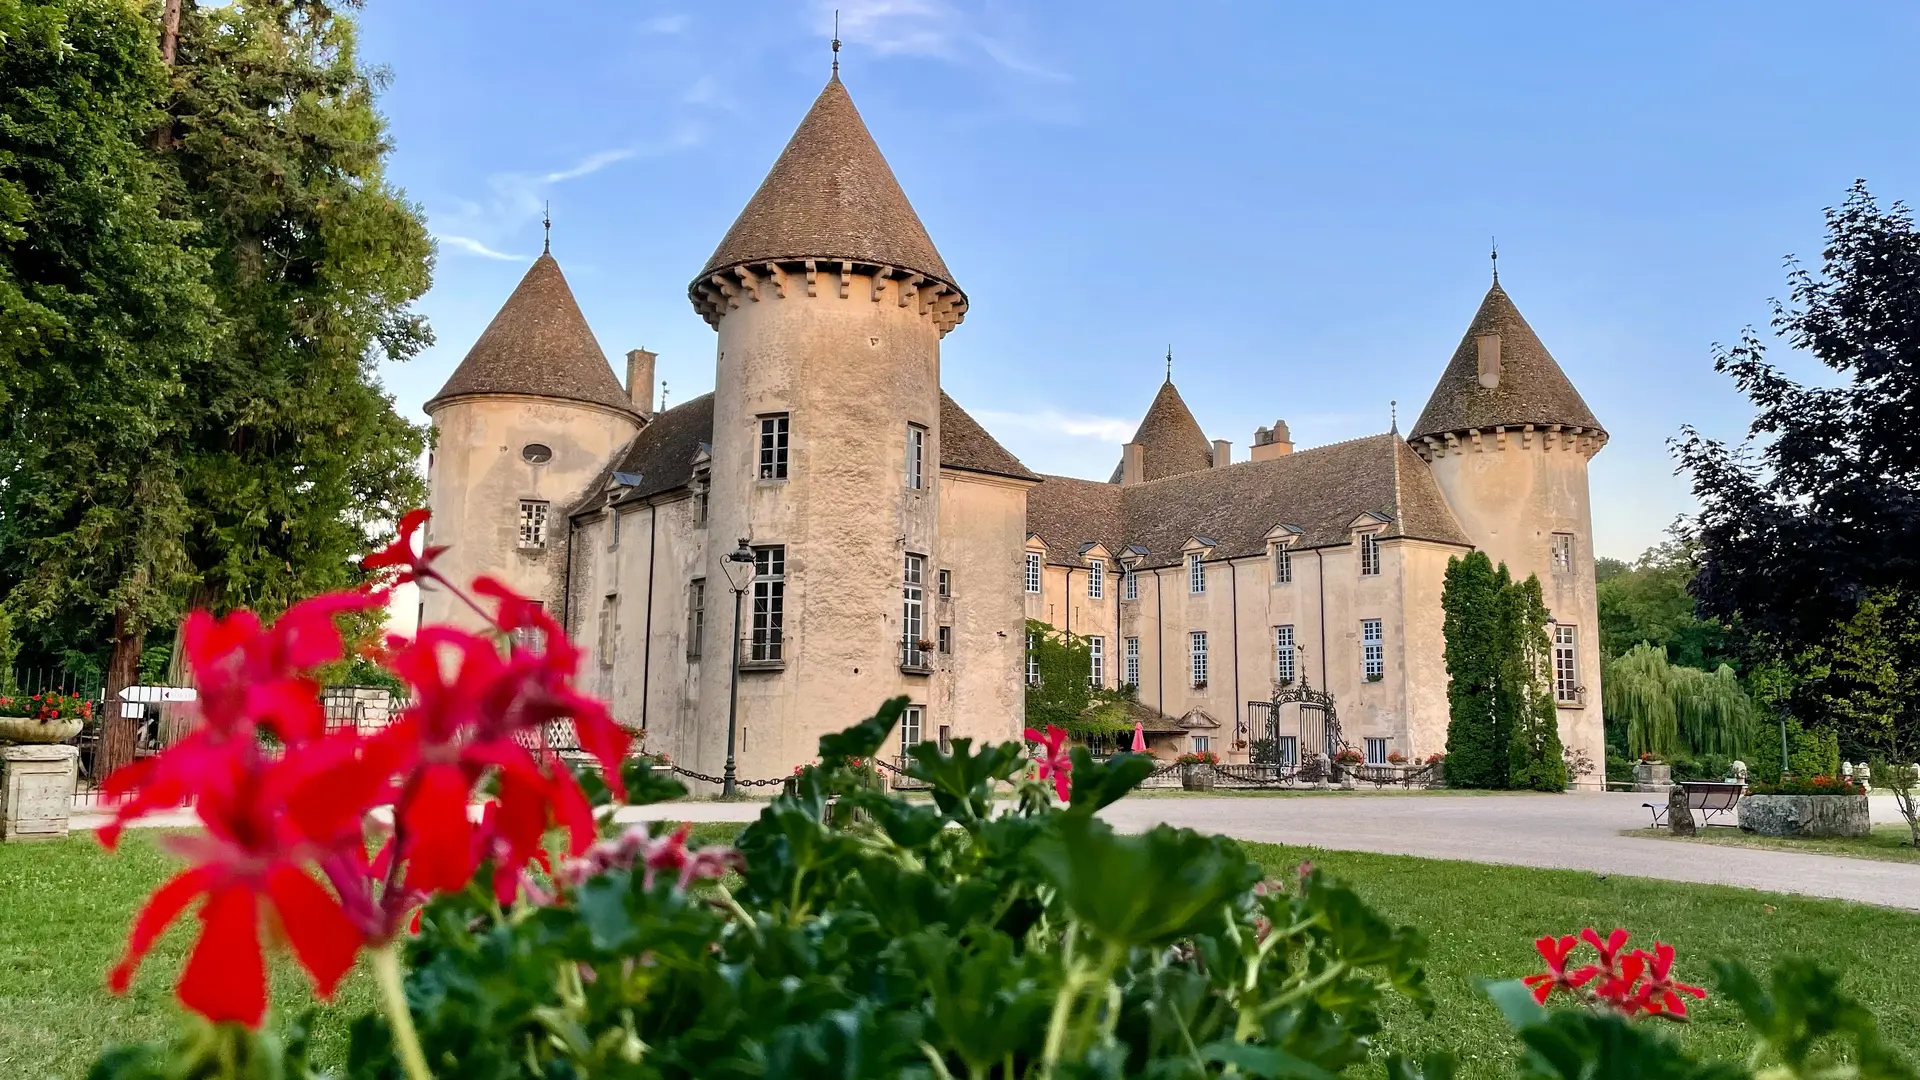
[1359,533,1381,577]
[1025,552,1042,594]
[1273,545,1292,584]
[1087,558,1105,600]
[1188,553,1206,594]
[1123,566,1139,601]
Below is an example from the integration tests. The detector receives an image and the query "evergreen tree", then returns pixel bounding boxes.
[1505,574,1569,792]
[1442,551,1506,788]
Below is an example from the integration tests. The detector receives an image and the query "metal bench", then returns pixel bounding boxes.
[1644,780,1745,828]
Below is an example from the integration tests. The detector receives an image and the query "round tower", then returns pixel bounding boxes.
[424,252,642,628]
[687,74,968,781]
[1408,280,1608,777]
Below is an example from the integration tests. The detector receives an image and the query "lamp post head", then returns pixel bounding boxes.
[722,538,756,592]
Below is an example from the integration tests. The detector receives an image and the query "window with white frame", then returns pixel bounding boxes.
[937,568,951,598]
[518,500,549,549]
[1365,737,1387,766]
[750,545,785,661]
[1274,546,1292,584]
[1192,735,1213,754]
[1123,636,1139,686]
[1025,552,1042,594]
[1190,630,1208,686]
[902,554,927,665]
[1551,533,1574,574]
[1088,635,1104,687]
[1359,533,1381,576]
[1123,567,1138,601]
[1274,624,1295,684]
[1553,624,1580,703]
[1026,633,1039,685]
[1189,553,1206,594]
[1361,618,1384,680]
[757,414,789,480]
[1087,558,1105,599]
[906,423,927,490]
[686,579,706,659]
[899,704,924,757]
[1276,735,1298,767]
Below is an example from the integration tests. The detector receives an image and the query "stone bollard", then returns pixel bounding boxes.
[1,744,79,841]
[1667,785,1696,837]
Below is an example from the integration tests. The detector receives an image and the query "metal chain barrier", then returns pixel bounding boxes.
[666,764,788,789]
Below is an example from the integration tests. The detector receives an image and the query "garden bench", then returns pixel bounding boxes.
[1643,780,1745,828]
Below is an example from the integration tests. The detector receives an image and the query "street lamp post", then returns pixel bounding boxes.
[720,538,757,797]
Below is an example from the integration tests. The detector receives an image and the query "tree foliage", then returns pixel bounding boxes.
[1023,619,1134,741]
[1444,553,1568,791]
[1505,574,1569,793]
[1604,644,1757,760]
[1596,533,1731,669]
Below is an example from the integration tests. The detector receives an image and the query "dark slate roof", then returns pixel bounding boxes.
[694,76,957,296]
[1409,282,1603,442]
[426,253,635,415]
[1033,434,1471,569]
[941,392,1037,480]
[604,393,716,504]
[1107,380,1213,483]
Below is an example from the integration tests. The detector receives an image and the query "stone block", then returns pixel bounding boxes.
[1737,793,1870,838]
[1632,762,1672,792]
[1,744,79,842]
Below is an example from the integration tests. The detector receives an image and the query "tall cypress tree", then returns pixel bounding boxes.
[1442,551,1505,787]
[1505,573,1569,792]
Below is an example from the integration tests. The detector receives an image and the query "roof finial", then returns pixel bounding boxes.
[831,9,841,76]
[1165,344,1173,384]
[1490,235,1498,285]
[1390,399,1399,434]
[543,201,552,255]
[660,380,669,413]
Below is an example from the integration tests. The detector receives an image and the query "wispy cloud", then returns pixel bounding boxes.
[816,0,1070,83]
[537,148,638,185]
[975,408,1135,444]
[642,13,689,34]
[435,235,530,261]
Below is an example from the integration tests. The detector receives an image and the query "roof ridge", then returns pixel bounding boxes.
[1122,431,1396,492]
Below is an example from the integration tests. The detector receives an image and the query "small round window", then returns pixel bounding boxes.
[521,443,553,465]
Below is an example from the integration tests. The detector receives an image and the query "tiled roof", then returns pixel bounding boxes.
[1409,283,1603,441]
[694,76,957,295]
[940,392,1037,481]
[426,254,635,415]
[1107,380,1213,483]
[1032,434,1471,569]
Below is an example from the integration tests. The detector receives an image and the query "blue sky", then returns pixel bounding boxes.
[356,1,1920,561]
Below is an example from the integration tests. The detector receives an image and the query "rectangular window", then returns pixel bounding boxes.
[1554,624,1580,703]
[1088,635,1104,687]
[899,704,924,757]
[1192,735,1213,754]
[1025,552,1042,594]
[937,625,952,653]
[938,724,952,753]
[1365,737,1388,766]
[1026,633,1040,685]
[1273,546,1292,584]
[510,600,547,652]
[1189,553,1206,594]
[1274,624,1295,684]
[750,545,785,661]
[1123,568,1138,601]
[903,554,927,666]
[694,483,709,525]
[1190,630,1209,687]
[1276,735,1298,767]
[937,568,951,598]
[610,510,621,549]
[686,579,706,659]
[757,414,789,480]
[1359,533,1381,576]
[1362,618,1384,680]
[1087,558,1104,599]
[518,500,550,549]
[906,423,927,490]
[1551,533,1575,574]
[1123,636,1140,687]
[597,594,618,668]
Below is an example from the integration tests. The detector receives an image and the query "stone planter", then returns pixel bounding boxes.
[1632,762,1671,792]
[1181,763,1215,792]
[0,717,83,744]
[2,744,78,841]
[1737,794,1870,838]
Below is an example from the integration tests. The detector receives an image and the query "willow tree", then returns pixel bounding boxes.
[1603,643,1756,759]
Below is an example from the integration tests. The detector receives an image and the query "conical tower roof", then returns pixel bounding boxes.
[1108,379,1214,483]
[1409,282,1603,442]
[426,253,634,416]
[694,75,957,297]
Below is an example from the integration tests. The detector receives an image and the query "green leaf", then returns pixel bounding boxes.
[1065,748,1155,814]
[818,697,908,761]
[906,736,1024,821]
[1483,978,1548,1031]
[1029,814,1251,946]
[1200,1040,1340,1079]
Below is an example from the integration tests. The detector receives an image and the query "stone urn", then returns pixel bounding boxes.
[1737,794,1870,838]
[0,717,84,744]
[1632,760,1672,792]
[1181,763,1216,792]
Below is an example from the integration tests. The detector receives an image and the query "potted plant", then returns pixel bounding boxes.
[1192,680,1208,691]
[1386,750,1407,766]
[0,691,92,744]
[1424,751,1447,787]
[1632,752,1671,792]
[914,638,935,653]
[1738,774,1870,837]
[1176,750,1219,791]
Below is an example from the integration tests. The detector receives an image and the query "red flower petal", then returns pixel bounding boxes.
[108,867,213,993]
[402,764,477,893]
[265,866,363,999]
[178,885,268,1028]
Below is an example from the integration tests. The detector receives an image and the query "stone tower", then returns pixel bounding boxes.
[424,253,643,627]
[686,74,968,779]
[1408,280,1608,773]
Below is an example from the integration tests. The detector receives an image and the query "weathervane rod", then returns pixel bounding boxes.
[1165,344,1172,383]
[543,201,552,255]
[832,9,841,76]
[1490,235,1498,284]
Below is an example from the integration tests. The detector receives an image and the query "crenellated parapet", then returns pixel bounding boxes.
[1411,422,1607,462]
[689,258,968,335]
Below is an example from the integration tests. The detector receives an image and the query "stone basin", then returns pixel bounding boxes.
[1737,793,1870,838]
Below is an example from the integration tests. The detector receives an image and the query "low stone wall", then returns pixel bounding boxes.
[1737,794,1870,838]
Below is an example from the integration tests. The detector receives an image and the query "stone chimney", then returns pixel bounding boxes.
[626,348,657,419]
[1120,442,1144,486]
[1475,334,1501,389]
[1211,439,1231,468]
[1249,419,1293,461]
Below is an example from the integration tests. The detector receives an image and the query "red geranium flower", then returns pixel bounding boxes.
[1521,934,1597,1004]
[363,508,447,586]
[1024,725,1073,801]
[1631,942,1707,1019]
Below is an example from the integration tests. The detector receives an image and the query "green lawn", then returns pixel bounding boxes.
[3,825,1914,1079]
[1624,822,1920,864]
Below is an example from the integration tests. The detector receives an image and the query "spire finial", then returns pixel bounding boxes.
[831,9,841,76]
[1490,236,1498,285]
[660,380,669,413]
[1390,399,1399,434]
[1165,344,1173,384]
[543,201,552,255]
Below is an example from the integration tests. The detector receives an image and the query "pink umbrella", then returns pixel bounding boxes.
[1131,721,1147,753]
